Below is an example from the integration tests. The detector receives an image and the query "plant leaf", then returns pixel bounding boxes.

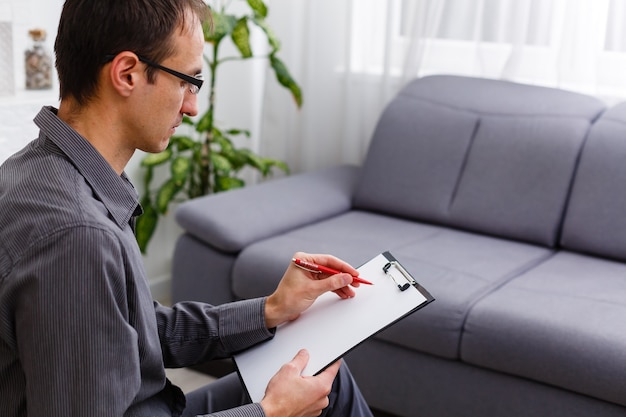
[225,128,251,137]
[174,135,197,152]
[135,195,158,254]
[211,153,233,173]
[241,149,266,173]
[196,108,213,132]
[216,176,245,192]
[205,11,237,44]
[232,18,253,58]
[156,178,182,214]
[247,0,268,18]
[270,55,303,107]
[143,166,153,191]
[222,146,249,170]
[240,149,290,176]
[213,133,235,153]
[171,156,192,185]
[272,159,290,174]
[141,149,173,167]
[252,18,280,53]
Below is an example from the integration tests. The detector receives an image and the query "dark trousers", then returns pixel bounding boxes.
[182,362,374,416]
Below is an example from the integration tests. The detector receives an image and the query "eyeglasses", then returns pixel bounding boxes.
[103,54,203,95]
[137,56,203,95]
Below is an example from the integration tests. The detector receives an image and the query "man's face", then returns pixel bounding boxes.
[131,12,205,154]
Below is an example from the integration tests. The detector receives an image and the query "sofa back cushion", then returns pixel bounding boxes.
[353,75,605,246]
[561,103,626,260]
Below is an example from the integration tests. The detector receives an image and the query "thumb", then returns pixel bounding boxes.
[317,359,342,385]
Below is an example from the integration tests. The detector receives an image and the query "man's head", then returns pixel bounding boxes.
[54,0,208,105]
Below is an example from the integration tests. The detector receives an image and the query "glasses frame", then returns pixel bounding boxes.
[103,54,203,95]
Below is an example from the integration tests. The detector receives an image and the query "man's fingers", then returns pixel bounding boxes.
[321,274,356,299]
[320,273,352,292]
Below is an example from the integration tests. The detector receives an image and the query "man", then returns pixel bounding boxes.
[0,1,374,416]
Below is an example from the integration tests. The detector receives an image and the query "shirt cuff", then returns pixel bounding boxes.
[219,297,274,353]
[209,402,266,417]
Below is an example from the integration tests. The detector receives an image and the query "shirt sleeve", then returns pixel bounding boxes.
[156,298,275,368]
[14,226,140,416]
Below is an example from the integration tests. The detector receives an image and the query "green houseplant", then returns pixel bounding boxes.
[135,0,302,253]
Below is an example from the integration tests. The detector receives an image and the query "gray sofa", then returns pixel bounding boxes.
[170,75,626,417]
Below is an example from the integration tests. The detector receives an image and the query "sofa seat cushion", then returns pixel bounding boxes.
[230,210,552,359]
[462,251,626,407]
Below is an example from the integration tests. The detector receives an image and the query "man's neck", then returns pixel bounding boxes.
[57,98,134,175]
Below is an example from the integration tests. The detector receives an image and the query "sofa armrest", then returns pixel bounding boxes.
[175,165,361,252]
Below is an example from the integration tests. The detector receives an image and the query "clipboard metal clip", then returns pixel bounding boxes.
[383,261,416,292]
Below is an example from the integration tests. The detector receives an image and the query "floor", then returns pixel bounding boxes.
[165,367,216,394]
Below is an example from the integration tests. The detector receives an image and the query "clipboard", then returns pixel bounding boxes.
[233,251,435,403]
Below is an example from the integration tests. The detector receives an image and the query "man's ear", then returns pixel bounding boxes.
[108,52,142,97]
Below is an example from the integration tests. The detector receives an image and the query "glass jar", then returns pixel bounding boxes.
[25,28,52,90]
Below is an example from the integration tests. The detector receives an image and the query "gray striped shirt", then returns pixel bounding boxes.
[0,107,272,417]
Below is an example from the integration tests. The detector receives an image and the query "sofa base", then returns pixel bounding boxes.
[345,338,625,417]
[172,234,237,305]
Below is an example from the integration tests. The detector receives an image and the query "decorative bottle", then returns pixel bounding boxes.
[25,28,52,90]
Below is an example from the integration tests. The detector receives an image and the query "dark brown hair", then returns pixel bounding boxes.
[54,0,209,105]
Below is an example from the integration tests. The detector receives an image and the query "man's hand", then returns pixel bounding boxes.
[260,349,341,417]
[265,252,360,329]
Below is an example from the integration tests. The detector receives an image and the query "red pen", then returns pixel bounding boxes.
[292,258,373,285]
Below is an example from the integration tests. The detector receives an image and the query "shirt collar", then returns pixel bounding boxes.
[33,106,140,230]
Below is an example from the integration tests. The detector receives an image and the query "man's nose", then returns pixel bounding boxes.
[182,93,199,118]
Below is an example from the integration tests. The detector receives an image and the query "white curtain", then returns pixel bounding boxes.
[260,0,626,174]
